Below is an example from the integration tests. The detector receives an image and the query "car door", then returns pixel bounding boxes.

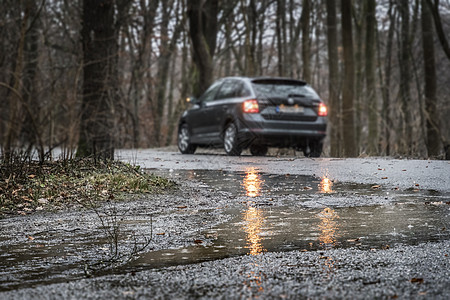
[187,81,222,143]
[205,79,242,139]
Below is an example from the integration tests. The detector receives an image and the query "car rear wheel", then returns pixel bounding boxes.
[250,144,268,156]
[303,140,323,158]
[178,124,197,154]
[223,122,242,156]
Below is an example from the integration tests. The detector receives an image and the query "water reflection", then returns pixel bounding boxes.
[318,176,333,193]
[241,168,266,256]
[242,206,265,256]
[317,207,339,275]
[241,168,266,296]
[242,167,264,197]
[317,207,339,248]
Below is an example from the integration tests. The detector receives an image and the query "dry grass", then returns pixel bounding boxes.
[0,158,174,215]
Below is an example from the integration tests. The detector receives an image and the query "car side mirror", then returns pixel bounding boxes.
[186,96,198,104]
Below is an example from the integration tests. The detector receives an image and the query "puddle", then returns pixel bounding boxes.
[122,168,450,272]
[125,202,450,273]
[150,168,357,196]
[148,168,448,201]
[1,168,449,291]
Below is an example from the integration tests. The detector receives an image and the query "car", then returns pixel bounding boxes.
[177,76,327,157]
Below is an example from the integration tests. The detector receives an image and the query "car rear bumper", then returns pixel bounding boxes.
[237,114,327,146]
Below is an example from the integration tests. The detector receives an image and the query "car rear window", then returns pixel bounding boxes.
[216,80,251,100]
[251,80,319,99]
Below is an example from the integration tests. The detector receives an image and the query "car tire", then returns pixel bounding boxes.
[304,140,323,158]
[223,122,242,156]
[178,124,197,154]
[250,144,268,156]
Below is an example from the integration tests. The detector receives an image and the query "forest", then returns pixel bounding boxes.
[1,0,449,160]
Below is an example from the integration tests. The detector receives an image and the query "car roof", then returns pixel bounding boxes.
[219,76,307,86]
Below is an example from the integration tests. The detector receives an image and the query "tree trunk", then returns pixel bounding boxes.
[187,0,219,96]
[242,0,257,76]
[426,0,450,61]
[365,0,378,155]
[341,0,357,157]
[77,0,116,160]
[275,0,285,77]
[325,0,341,157]
[422,0,441,156]
[301,0,311,83]
[3,1,29,162]
[153,0,173,146]
[353,2,365,154]
[398,0,412,155]
[381,0,396,156]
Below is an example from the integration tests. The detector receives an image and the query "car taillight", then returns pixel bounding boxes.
[318,103,327,116]
[243,99,259,113]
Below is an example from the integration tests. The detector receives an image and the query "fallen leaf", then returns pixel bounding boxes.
[347,238,360,242]
[176,205,187,209]
[402,169,407,171]
[371,185,381,189]
[28,174,36,179]
[381,177,388,179]
[410,278,424,284]
[37,198,48,204]
[28,236,34,240]
[22,196,33,202]
[156,232,165,236]
[415,183,420,187]
[303,186,313,190]
[194,239,203,244]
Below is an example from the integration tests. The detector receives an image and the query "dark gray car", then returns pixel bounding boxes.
[177,77,327,157]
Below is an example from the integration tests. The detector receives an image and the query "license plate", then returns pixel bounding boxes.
[277,104,304,113]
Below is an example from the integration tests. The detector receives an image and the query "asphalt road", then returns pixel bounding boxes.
[116,147,450,192]
[1,148,449,299]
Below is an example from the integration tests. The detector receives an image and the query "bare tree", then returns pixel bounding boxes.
[397,0,413,155]
[325,0,341,157]
[341,0,357,157]
[77,0,118,160]
[380,0,396,156]
[366,0,379,155]
[301,0,311,83]
[187,0,219,96]
[422,0,441,156]
[426,0,450,60]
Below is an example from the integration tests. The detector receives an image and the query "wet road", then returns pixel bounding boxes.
[1,148,450,299]
[116,147,450,192]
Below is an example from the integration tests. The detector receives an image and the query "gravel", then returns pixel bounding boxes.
[1,150,449,299]
[2,241,449,299]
